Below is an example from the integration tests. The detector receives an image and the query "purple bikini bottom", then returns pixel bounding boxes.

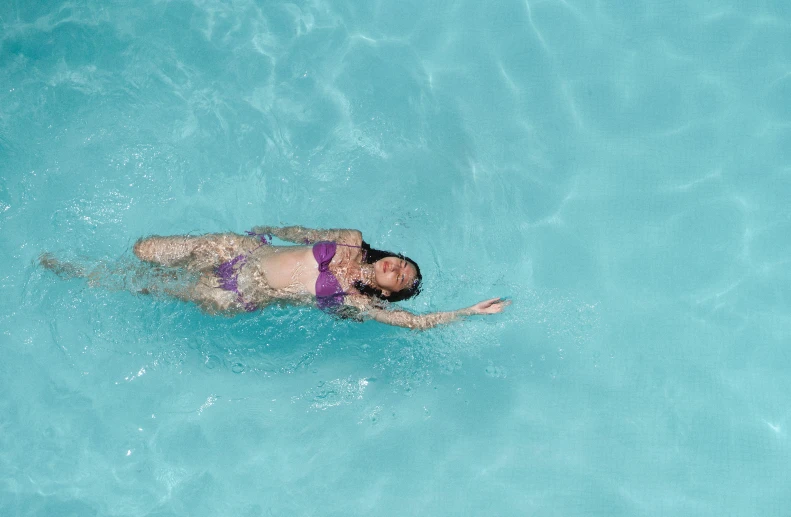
[214,231,271,312]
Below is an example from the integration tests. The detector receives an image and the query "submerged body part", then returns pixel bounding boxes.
[43,225,509,329]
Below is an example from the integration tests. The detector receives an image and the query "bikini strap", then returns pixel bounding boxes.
[245,230,272,246]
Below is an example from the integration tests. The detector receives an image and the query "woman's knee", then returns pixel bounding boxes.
[133,238,147,260]
[133,237,159,262]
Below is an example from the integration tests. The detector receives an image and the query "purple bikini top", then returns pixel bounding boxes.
[313,241,361,310]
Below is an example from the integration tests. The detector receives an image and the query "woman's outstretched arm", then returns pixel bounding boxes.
[358,298,510,330]
[250,225,362,245]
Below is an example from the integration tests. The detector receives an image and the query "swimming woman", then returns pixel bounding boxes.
[42,225,509,329]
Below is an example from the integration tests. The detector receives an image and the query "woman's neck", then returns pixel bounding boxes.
[358,263,378,288]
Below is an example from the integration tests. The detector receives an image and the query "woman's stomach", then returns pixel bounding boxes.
[243,245,318,294]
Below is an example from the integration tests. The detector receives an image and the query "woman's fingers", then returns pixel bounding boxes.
[485,300,506,313]
[473,298,511,314]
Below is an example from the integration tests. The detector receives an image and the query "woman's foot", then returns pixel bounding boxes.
[39,253,85,279]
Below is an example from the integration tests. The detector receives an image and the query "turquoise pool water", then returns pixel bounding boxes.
[1,0,790,515]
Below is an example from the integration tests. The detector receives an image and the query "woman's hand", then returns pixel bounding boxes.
[466,298,511,315]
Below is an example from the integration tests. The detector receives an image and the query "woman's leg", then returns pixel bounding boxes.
[133,233,254,271]
[39,253,85,279]
[175,275,237,314]
[40,253,192,293]
[43,235,264,312]
[164,273,272,314]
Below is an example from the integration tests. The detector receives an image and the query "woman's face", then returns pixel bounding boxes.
[373,257,418,294]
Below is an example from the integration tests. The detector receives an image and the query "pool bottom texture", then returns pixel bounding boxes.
[1,0,790,515]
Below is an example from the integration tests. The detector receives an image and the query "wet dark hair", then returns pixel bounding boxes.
[352,241,422,303]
